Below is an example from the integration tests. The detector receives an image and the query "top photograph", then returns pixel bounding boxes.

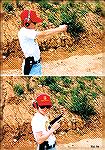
[1,0,105,76]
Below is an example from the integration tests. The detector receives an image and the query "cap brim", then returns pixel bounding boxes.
[39,104,52,107]
[31,17,43,23]
[36,17,43,23]
[38,102,52,107]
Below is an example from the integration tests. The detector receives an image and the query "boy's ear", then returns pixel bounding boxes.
[32,100,38,109]
[32,102,37,108]
[24,19,31,27]
[25,22,30,27]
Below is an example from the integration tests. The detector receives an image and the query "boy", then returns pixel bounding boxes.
[18,10,67,75]
[31,93,60,150]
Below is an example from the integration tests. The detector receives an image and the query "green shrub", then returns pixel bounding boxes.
[13,84,24,96]
[42,22,48,28]
[70,87,80,96]
[83,76,97,81]
[60,4,68,14]
[77,79,85,90]
[79,9,88,17]
[50,7,58,13]
[3,2,14,12]
[38,76,57,86]
[38,76,100,121]
[70,89,96,120]
[61,76,72,88]
[92,92,97,99]
[48,14,56,23]
[94,2,105,17]
[49,83,63,93]
[67,0,75,7]
[58,96,65,105]
[52,1,59,5]
[38,0,53,10]
[61,11,85,39]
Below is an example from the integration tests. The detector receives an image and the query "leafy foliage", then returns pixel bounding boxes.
[38,0,53,10]
[49,83,64,93]
[42,22,48,28]
[3,2,14,12]
[82,76,97,81]
[67,0,75,8]
[13,84,24,96]
[38,76,57,86]
[61,11,85,39]
[36,0,105,40]
[52,1,59,5]
[16,0,24,10]
[94,2,105,17]
[34,0,86,39]
[79,9,88,17]
[61,76,72,88]
[70,88,96,120]
[76,79,85,90]
[48,14,56,23]
[58,95,67,105]
[38,76,102,121]
[92,92,97,99]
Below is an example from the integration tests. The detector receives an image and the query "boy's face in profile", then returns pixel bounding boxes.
[27,21,41,29]
[26,22,36,29]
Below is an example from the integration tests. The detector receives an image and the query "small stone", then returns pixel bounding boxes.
[60,132,65,135]
[13,139,17,142]
[38,85,42,87]
[3,55,6,59]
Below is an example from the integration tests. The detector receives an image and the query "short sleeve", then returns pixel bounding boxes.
[23,28,39,39]
[31,117,43,133]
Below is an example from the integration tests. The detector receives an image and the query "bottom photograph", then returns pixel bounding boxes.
[1,76,104,150]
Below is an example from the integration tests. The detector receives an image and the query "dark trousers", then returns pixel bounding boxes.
[39,141,56,150]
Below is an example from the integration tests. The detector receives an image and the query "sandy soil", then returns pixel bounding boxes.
[57,138,104,150]
[42,53,105,76]
[1,138,104,150]
[2,53,105,76]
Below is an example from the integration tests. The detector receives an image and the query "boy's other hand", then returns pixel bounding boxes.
[51,122,60,132]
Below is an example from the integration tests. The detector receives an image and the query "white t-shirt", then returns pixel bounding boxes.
[31,112,56,146]
[18,27,40,61]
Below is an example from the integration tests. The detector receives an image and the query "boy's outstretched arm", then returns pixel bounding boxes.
[37,25,67,39]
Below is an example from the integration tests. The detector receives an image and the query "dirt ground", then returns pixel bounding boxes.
[2,45,105,76]
[57,138,104,150]
[1,123,103,150]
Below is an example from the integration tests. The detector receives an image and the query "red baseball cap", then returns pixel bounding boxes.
[36,94,52,107]
[20,10,43,23]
